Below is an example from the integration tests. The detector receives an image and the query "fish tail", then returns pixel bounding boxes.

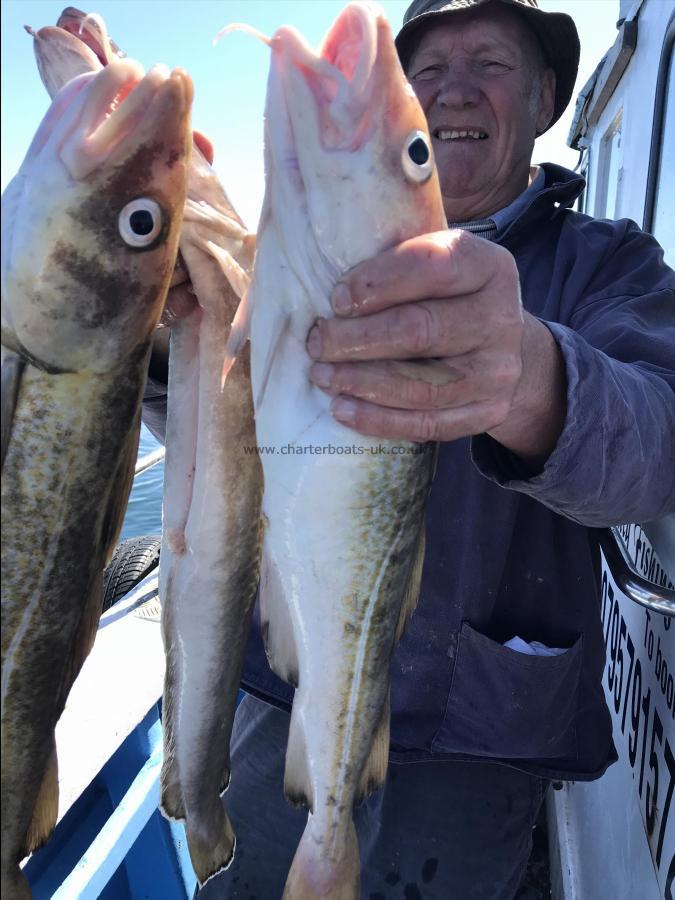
[185,805,236,887]
[283,819,359,900]
[284,704,312,809]
[355,692,389,805]
[159,762,185,821]
[159,581,186,821]
[260,547,299,687]
[23,738,59,855]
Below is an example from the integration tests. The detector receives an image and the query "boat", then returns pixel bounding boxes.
[19,0,675,895]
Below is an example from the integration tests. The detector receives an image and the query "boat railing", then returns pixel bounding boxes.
[599,520,675,618]
[134,446,166,478]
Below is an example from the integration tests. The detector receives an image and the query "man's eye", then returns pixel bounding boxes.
[411,65,443,82]
[477,60,510,73]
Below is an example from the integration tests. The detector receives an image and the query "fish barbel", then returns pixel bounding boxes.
[28,9,264,885]
[243,2,446,897]
[1,58,192,898]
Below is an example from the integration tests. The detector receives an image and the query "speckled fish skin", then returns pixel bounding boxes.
[158,149,262,887]
[0,60,192,899]
[250,3,446,897]
[29,11,264,884]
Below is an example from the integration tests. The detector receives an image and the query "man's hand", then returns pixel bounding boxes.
[308,230,567,463]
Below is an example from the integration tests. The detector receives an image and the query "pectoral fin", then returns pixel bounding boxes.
[206,239,251,300]
[1,351,25,469]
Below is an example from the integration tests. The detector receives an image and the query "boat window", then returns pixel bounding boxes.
[594,111,623,219]
[645,13,675,267]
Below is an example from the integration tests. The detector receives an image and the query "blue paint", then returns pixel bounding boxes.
[24,692,246,897]
[24,704,197,899]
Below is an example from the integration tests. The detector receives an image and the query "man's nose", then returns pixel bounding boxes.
[436,73,481,108]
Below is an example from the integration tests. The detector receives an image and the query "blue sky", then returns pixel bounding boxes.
[2,0,620,227]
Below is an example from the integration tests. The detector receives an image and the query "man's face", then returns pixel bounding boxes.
[406,6,555,220]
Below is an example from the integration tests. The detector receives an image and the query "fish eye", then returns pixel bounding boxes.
[118,198,163,249]
[402,130,434,184]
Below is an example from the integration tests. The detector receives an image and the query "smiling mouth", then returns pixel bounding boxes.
[434,128,488,141]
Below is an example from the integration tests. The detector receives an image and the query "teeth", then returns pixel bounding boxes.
[437,129,486,140]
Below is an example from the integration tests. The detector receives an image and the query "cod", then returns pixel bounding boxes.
[1,57,192,897]
[244,2,447,897]
[28,9,263,886]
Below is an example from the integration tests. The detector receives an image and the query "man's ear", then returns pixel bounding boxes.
[536,68,556,135]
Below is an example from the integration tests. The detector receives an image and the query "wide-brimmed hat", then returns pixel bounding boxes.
[395,0,580,132]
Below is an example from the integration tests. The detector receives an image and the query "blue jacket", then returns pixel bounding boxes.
[144,164,675,781]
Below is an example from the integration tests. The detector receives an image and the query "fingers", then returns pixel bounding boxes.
[307,294,520,363]
[329,229,514,317]
[310,354,521,411]
[193,130,215,165]
[328,395,511,443]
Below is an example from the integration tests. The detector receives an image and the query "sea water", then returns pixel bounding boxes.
[120,424,164,542]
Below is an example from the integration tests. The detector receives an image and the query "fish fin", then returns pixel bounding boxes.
[220,288,252,389]
[241,232,257,271]
[101,409,142,560]
[160,781,185,822]
[254,311,292,409]
[159,581,186,821]
[395,525,426,643]
[186,813,236,887]
[284,705,312,810]
[259,545,299,686]
[23,740,59,855]
[283,819,359,900]
[206,239,251,299]
[1,351,25,468]
[355,692,389,804]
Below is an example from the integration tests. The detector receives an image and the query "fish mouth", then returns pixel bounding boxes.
[272,1,380,151]
[56,6,124,66]
[318,1,378,102]
[60,60,193,178]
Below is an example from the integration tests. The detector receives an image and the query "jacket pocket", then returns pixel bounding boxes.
[431,622,583,759]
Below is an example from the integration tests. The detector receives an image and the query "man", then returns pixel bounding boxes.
[145,1,675,896]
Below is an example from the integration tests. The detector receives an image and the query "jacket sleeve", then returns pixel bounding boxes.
[472,223,675,527]
[142,375,168,446]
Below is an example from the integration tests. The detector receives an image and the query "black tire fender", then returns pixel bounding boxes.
[102,534,161,612]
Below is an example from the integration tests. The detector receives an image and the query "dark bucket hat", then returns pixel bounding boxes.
[395,0,581,131]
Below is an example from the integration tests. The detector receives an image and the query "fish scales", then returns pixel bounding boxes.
[159,173,262,883]
[1,56,191,898]
[247,2,446,897]
[27,11,263,884]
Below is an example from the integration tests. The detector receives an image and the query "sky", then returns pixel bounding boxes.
[1,0,621,228]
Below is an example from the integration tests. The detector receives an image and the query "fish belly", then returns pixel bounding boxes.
[160,299,262,887]
[255,317,431,867]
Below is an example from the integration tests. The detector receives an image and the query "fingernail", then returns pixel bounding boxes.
[310,363,334,388]
[332,397,357,424]
[331,283,352,314]
[307,325,322,358]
